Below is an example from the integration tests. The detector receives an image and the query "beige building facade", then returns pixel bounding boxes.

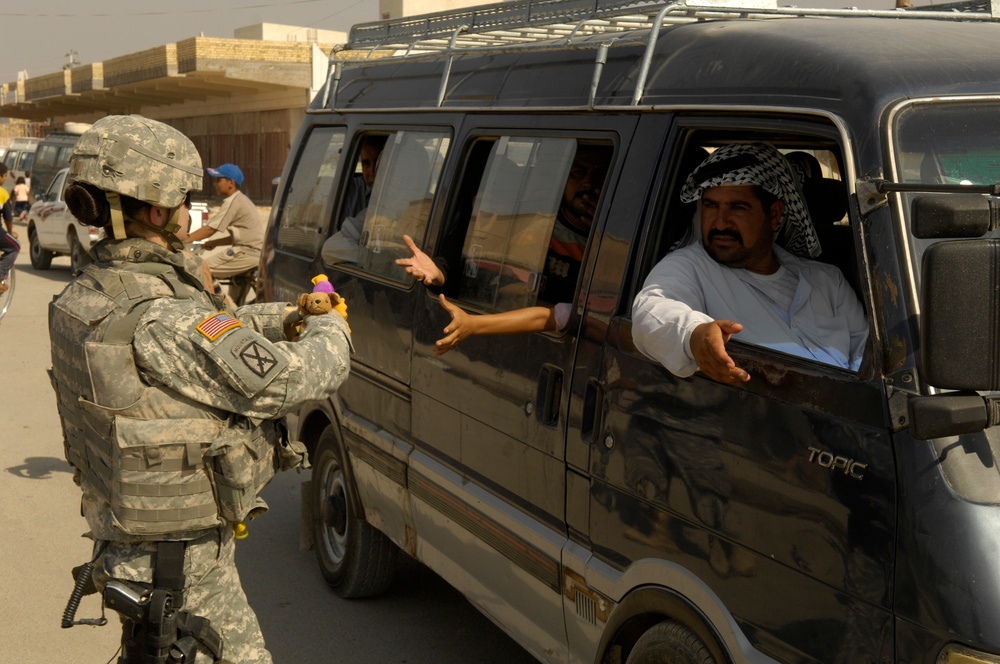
[0,0,487,200]
[0,28,335,200]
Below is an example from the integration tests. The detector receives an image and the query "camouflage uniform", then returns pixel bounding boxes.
[48,115,352,663]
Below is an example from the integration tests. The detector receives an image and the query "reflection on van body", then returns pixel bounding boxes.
[258,1,1000,663]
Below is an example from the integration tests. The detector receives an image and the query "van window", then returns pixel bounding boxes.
[275,126,346,257]
[452,137,612,313]
[35,144,58,169]
[639,132,865,372]
[18,151,34,173]
[891,99,1000,277]
[357,130,450,281]
[3,151,18,170]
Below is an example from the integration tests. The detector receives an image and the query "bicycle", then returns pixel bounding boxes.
[0,266,14,323]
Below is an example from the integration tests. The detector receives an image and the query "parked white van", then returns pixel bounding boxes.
[3,136,40,187]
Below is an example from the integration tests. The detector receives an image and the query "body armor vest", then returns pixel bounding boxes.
[49,244,277,540]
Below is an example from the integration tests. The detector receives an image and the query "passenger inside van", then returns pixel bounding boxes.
[321,135,387,265]
[397,142,611,354]
[632,142,867,384]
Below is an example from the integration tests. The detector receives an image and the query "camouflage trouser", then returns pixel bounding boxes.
[93,526,272,664]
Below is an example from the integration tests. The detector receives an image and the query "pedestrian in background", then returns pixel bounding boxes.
[186,162,264,279]
[12,175,30,221]
[0,163,19,293]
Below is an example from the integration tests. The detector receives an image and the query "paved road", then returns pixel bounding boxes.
[0,231,538,663]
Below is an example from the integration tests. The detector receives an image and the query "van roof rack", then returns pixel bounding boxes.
[345,0,999,55]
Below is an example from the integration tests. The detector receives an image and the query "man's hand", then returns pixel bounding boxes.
[690,320,750,384]
[434,294,474,356]
[396,234,444,287]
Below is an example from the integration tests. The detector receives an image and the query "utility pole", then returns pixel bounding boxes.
[63,49,80,70]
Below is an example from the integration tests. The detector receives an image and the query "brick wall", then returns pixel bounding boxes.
[0,119,47,144]
[24,71,69,101]
[71,64,104,94]
[104,45,178,87]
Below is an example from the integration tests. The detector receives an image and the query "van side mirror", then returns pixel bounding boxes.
[911,238,1000,439]
[911,193,997,239]
[919,239,1000,391]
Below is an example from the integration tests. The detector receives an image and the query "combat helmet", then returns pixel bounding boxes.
[68,114,203,240]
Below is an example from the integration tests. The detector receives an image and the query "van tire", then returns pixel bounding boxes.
[311,425,398,598]
[625,621,718,664]
[29,228,53,270]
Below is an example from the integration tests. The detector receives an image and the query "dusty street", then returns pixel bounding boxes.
[0,227,536,664]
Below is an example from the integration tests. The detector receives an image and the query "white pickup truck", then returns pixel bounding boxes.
[26,168,101,272]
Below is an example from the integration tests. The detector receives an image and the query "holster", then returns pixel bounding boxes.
[112,542,224,664]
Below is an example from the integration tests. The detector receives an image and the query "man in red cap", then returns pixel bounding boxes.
[187,163,264,278]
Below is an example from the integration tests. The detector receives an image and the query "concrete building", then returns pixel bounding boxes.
[0,27,338,200]
[0,0,488,201]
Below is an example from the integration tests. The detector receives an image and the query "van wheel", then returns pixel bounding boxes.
[29,228,53,270]
[69,233,90,272]
[626,621,718,664]
[312,425,398,598]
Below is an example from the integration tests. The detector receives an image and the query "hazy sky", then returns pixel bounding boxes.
[4,0,935,88]
[2,0,380,85]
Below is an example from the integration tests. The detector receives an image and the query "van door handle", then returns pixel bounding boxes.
[582,378,605,444]
[536,364,563,426]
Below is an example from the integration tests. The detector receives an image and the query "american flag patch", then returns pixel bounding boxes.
[196,312,243,341]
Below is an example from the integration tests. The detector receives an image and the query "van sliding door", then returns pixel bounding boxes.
[408,115,637,662]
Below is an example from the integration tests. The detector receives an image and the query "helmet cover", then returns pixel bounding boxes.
[68,114,202,209]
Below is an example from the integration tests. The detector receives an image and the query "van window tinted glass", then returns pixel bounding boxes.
[457,137,611,313]
[19,152,34,173]
[3,151,16,169]
[358,130,450,281]
[36,145,58,168]
[275,126,346,257]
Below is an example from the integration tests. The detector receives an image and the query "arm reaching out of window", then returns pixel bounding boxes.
[433,294,556,355]
[396,234,445,287]
[689,320,751,384]
[396,235,444,288]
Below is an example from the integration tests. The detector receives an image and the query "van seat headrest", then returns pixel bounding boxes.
[801,177,849,227]
[784,151,848,227]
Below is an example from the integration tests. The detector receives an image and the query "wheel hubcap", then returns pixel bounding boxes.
[325,489,347,533]
[319,459,349,562]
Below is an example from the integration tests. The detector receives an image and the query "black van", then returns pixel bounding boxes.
[259,1,1000,662]
[32,129,86,199]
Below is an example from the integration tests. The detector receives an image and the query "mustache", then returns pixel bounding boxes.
[707,229,743,244]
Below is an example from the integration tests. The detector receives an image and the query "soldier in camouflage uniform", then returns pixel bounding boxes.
[48,115,352,663]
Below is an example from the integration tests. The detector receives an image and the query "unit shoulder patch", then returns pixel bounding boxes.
[231,335,279,378]
[189,321,289,399]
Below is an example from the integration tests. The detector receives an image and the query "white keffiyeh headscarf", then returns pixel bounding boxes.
[680,142,822,259]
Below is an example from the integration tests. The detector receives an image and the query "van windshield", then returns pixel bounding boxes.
[891,98,1000,280]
